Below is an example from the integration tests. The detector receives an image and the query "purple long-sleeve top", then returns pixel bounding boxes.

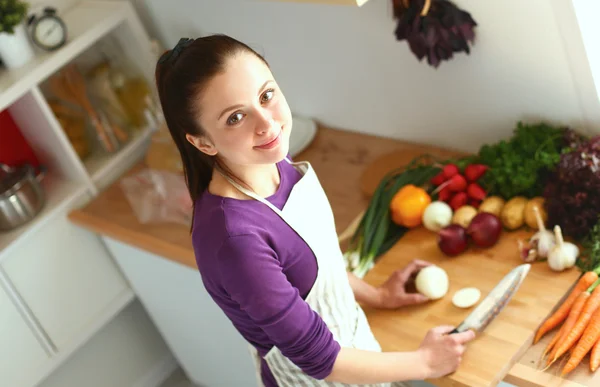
[191,158,341,386]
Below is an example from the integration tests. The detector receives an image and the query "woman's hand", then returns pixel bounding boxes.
[417,325,476,378]
[377,259,432,309]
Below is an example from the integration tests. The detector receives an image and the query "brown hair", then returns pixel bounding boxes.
[155,34,269,229]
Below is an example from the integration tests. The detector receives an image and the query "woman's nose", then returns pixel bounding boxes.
[255,112,275,135]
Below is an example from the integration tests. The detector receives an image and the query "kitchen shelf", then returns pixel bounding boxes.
[0,174,88,262]
[0,1,128,112]
[0,2,157,385]
[84,126,154,187]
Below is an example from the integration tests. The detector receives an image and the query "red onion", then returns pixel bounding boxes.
[438,224,468,256]
[467,213,502,248]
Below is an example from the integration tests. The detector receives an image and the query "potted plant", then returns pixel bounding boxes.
[0,0,34,69]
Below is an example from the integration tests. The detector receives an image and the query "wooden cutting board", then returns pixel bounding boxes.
[362,227,581,387]
[358,150,592,386]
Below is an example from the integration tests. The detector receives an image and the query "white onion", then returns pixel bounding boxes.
[422,201,453,232]
[415,265,449,300]
[452,287,481,308]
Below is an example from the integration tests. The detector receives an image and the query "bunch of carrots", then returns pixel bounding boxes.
[534,267,600,375]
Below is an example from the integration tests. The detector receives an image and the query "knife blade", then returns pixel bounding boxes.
[449,263,531,334]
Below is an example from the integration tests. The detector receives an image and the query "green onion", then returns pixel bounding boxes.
[346,154,465,277]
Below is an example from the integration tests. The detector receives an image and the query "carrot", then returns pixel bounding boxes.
[542,326,563,363]
[553,279,600,362]
[562,306,600,375]
[544,291,589,366]
[535,270,599,344]
[590,334,600,372]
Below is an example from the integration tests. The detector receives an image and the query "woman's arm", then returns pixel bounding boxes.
[347,271,385,308]
[326,326,477,384]
[326,348,429,384]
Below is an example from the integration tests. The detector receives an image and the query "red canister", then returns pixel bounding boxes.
[0,109,40,168]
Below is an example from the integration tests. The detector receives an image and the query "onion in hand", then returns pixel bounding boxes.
[415,265,449,300]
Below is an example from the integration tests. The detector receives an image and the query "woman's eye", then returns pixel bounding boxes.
[261,89,275,104]
[226,112,244,125]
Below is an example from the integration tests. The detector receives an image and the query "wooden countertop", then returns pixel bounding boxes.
[69,125,456,270]
[68,124,589,386]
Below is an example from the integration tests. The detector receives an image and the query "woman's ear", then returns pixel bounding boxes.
[186,134,217,156]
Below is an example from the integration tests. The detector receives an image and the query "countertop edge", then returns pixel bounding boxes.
[68,210,197,270]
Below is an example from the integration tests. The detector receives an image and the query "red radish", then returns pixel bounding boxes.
[447,174,467,192]
[438,224,469,256]
[467,182,486,201]
[442,164,459,179]
[431,172,446,186]
[464,164,489,182]
[467,213,502,248]
[449,192,468,211]
[438,186,452,202]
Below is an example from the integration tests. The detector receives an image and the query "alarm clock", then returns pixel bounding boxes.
[27,7,67,51]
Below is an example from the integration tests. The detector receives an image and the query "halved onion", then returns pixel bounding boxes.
[452,287,481,308]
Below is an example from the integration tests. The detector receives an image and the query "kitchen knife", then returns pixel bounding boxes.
[449,263,531,334]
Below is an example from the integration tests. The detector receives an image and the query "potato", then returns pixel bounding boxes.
[452,205,478,229]
[478,196,505,217]
[524,197,547,230]
[500,196,528,230]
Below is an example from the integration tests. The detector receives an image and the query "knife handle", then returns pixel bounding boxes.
[448,328,460,334]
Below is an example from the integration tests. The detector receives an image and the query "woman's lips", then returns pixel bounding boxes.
[255,130,282,150]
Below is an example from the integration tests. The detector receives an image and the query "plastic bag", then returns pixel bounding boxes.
[120,168,193,226]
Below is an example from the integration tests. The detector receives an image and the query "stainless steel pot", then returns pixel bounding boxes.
[0,163,46,231]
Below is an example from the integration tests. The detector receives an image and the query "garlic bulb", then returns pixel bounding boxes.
[530,206,555,258]
[547,225,578,272]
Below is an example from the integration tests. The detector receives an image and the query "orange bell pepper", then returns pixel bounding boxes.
[390,184,431,228]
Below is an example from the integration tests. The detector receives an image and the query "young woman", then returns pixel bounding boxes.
[155,35,475,387]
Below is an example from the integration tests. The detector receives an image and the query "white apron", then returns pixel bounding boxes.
[218,158,410,387]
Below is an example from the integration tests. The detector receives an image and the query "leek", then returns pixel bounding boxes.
[346,155,446,278]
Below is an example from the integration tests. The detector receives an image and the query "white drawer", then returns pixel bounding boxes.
[0,279,49,386]
[2,212,129,351]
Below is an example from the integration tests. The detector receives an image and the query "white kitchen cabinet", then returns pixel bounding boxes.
[0,278,50,387]
[2,211,131,352]
[0,1,160,386]
[102,237,258,387]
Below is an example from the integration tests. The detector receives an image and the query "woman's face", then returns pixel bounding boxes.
[188,52,293,167]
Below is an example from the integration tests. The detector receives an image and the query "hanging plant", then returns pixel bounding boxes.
[391,0,477,68]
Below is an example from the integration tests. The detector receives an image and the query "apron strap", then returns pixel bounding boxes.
[214,157,309,215]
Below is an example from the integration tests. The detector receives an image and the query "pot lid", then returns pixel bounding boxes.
[0,164,32,198]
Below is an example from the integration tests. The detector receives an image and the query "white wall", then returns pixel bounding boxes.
[571,0,600,109]
[130,0,600,153]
